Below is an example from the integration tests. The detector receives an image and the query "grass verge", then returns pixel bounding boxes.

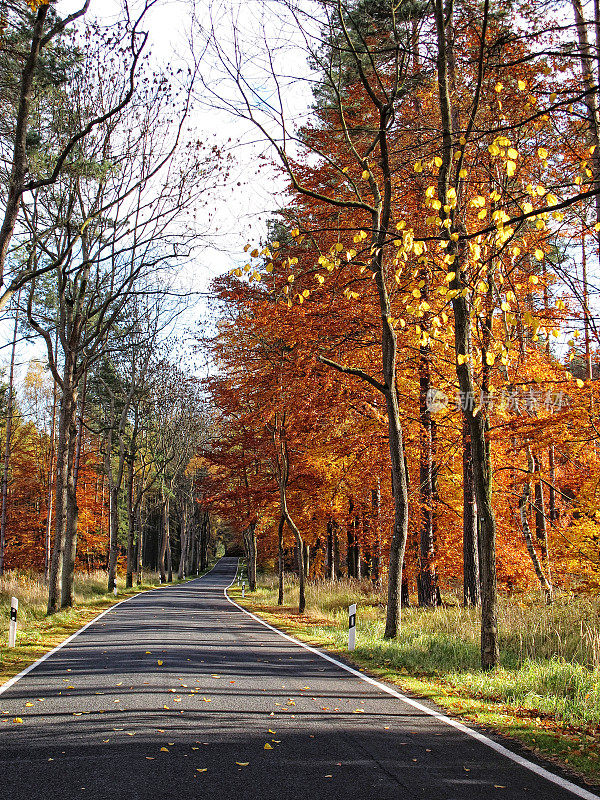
[229,572,600,787]
[0,566,213,687]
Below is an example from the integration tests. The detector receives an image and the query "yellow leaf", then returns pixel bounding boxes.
[459,168,467,178]
[362,170,369,179]
[534,249,544,261]
[160,747,169,752]
[413,161,423,172]
[486,352,495,366]
[529,275,539,284]
[537,147,548,159]
[495,82,503,92]
[507,148,518,159]
[518,80,527,90]
[457,354,467,365]
[264,743,273,749]
[197,768,208,772]
[506,160,516,177]
[157,660,163,666]
[236,762,250,766]
[12,718,23,724]
[576,378,585,388]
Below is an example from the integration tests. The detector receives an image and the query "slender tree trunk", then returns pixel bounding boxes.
[0,296,19,575]
[463,421,480,605]
[159,488,169,582]
[47,353,76,614]
[44,346,58,583]
[326,519,334,580]
[533,454,552,590]
[520,449,553,603]
[167,530,173,582]
[61,399,80,607]
[417,268,439,607]
[278,514,285,605]
[371,485,381,587]
[244,522,257,590]
[302,540,309,579]
[178,498,188,580]
[125,455,135,588]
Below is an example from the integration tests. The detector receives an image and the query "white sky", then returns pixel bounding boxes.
[0,0,309,386]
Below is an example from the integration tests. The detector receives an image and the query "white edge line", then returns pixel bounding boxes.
[0,561,223,698]
[224,579,600,800]
[0,595,136,697]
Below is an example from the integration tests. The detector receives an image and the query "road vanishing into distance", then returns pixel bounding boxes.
[0,557,598,800]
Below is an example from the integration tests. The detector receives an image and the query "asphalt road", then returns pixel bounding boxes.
[0,557,597,800]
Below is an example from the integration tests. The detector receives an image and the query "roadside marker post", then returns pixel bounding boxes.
[348,603,356,651]
[8,597,18,647]
[242,581,245,598]
[113,579,117,597]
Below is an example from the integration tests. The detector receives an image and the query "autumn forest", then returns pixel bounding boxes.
[3,0,600,685]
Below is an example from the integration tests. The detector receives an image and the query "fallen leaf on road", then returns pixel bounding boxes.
[353,709,364,713]
[157,660,163,666]
[25,703,33,707]
[196,768,207,772]
[236,762,249,766]
[264,743,273,750]
[145,757,154,760]
[202,697,211,702]
[12,718,23,723]
[268,729,276,734]
[192,747,199,750]
[163,705,169,710]
[160,747,169,752]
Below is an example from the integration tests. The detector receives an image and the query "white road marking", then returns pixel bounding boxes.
[224,574,600,800]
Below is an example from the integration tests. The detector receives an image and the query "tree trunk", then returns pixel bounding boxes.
[107,484,119,591]
[533,454,551,586]
[326,520,334,580]
[434,0,499,668]
[244,522,257,590]
[159,489,169,582]
[47,354,77,614]
[61,400,80,607]
[302,540,310,579]
[520,449,553,603]
[277,514,285,605]
[418,268,439,607]
[125,455,136,588]
[371,486,381,587]
[463,420,480,606]
[0,297,19,576]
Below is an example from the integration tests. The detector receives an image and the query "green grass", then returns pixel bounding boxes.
[0,567,213,685]
[232,573,600,784]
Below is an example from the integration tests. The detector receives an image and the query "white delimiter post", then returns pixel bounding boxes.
[348,603,356,651]
[113,578,117,597]
[8,597,18,647]
[242,581,245,598]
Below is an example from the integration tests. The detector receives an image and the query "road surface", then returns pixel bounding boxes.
[0,557,597,800]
